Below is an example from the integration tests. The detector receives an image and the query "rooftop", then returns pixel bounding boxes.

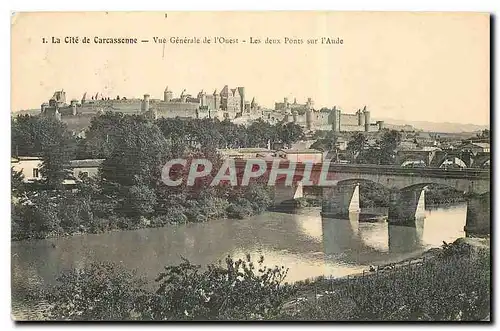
[470,143,490,149]
[279,148,322,154]
[69,159,105,168]
[11,156,42,162]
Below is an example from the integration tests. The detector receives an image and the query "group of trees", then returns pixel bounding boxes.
[310,129,403,165]
[79,116,305,159]
[11,113,307,240]
[156,117,304,150]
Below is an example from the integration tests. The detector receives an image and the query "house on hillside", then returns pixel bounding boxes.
[11,156,43,182]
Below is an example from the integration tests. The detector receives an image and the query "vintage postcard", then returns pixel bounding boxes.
[11,11,490,321]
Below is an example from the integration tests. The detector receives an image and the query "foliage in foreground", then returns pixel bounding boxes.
[45,255,294,321]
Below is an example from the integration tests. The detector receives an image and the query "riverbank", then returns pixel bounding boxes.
[11,185,274,241]
[279,237,490,321]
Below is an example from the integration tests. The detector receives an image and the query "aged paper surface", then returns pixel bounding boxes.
[11,12,490,321]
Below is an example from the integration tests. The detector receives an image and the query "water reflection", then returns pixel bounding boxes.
[11,203,468,310]
[388,217,425,253]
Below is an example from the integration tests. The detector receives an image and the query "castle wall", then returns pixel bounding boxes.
[81,99,143,113]
[340,113,359,126]
[340,124,365,132]
[156,108,199,119]
[154,102,200,114]
[368,123,380,132]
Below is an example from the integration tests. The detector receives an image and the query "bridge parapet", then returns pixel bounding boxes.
[232,160,490,194]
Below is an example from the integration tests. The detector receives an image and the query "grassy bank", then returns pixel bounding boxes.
[280,238,490,321]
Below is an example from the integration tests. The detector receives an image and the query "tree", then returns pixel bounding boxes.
[277,122,305,148]
[99,117,172,216]
[378,130,402,165]
[346,133,367,163]
[477,129,490,139]
[100,117,170,188]
[12,115,42,157]
[310,131,339,161]
[83,112,128,158]
[37,118,76,189]
[11,168,25,202]
[246,119,276,148]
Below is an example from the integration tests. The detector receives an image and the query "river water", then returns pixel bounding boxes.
[11,203,467,319]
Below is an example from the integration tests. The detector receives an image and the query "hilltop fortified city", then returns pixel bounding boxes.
[39,87,384,133]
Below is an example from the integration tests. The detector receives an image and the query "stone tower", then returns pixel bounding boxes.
[377,120,385,131]
[70,100,78,115]
[357,109,365,126]
[142,94,150,112]
[180,90,187,103]
[305,109,313,130]
[237,87,245,113]
[164,87,173,102]
[363,106,370,132]
[305,98,314,130]
[213,89,220,110]
[198,90,207,107]
[332,106,341,132]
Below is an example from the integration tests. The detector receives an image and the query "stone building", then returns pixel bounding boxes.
[271,97,384,132]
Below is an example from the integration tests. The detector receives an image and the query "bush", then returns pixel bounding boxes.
[45,262,145,321]
[227,198,255,219]
[197,197,229,220]
[12,193,63,239]
[123,185,157,217]
[244,185,272,213]
[137,255,295,321]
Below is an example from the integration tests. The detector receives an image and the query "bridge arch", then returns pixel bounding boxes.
[437,157,467,169]
[471,155,491,169]
[398,154,428,167]
[401,159,427,168]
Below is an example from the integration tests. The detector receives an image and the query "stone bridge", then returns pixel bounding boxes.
[233,160,491,236]
[396,149,490,168]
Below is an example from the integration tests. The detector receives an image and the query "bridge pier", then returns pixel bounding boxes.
[322,183,360,218]
[388,188,426,226]
[465,192,490,236]
[273,182,303,206]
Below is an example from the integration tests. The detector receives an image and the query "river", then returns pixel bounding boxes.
[11,203,467,319]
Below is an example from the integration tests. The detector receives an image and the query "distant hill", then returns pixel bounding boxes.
[377,117,489,133]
